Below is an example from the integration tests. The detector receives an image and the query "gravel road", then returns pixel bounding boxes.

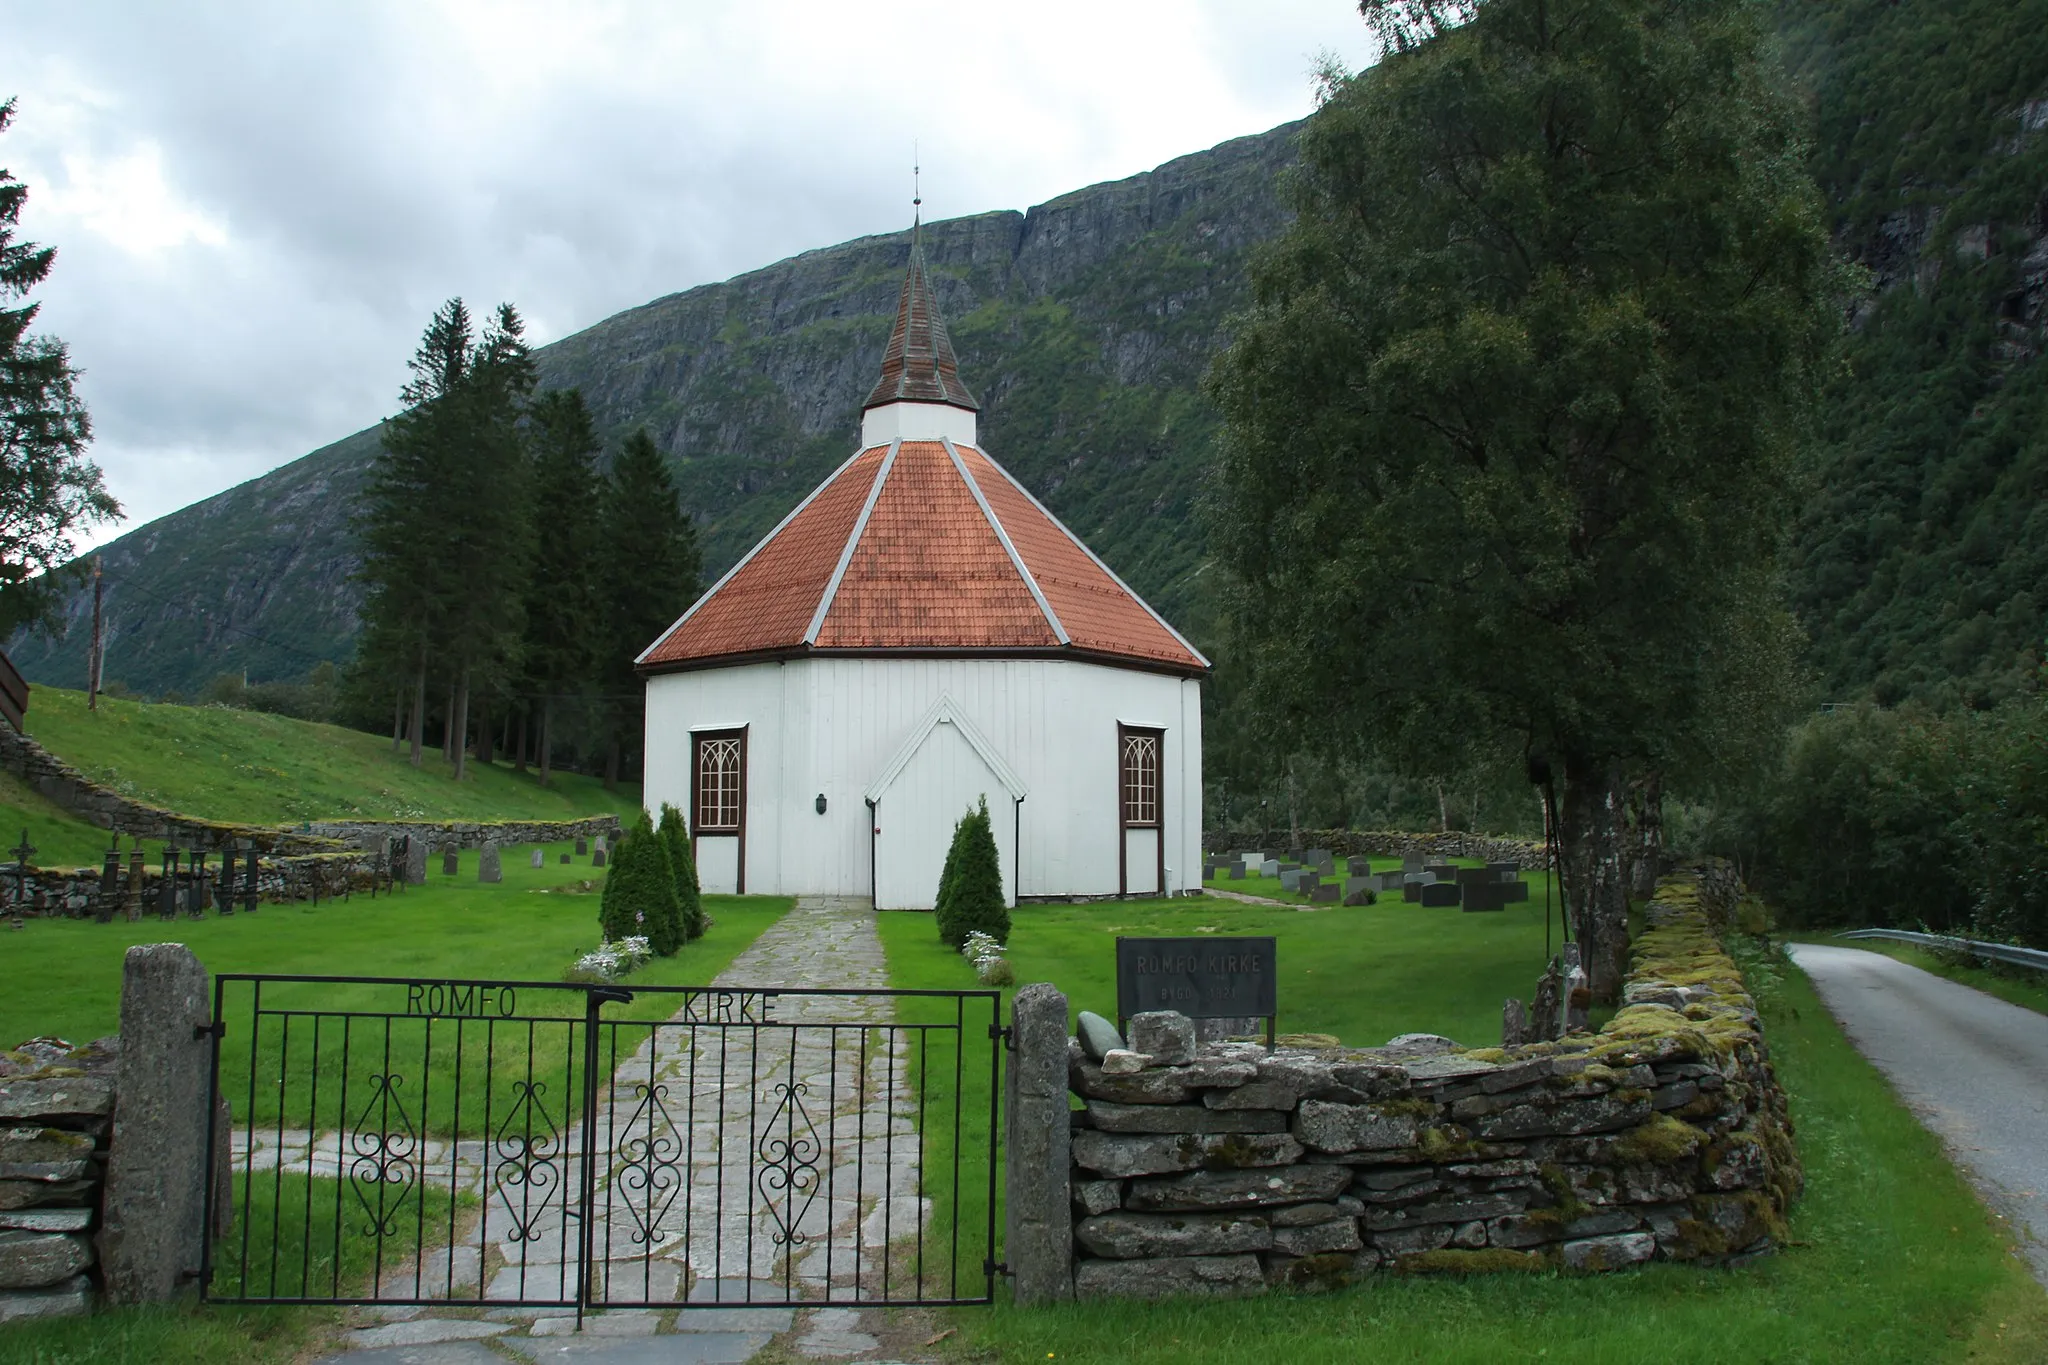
[1787,943,2048,1286]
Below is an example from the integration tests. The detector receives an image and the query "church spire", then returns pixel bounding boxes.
[863,218,979,413]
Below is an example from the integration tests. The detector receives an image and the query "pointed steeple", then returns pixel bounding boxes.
[863,220,979,413]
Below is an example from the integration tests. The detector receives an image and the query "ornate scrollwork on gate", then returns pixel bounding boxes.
[756,1079,823,1247]
[349,1072,419,1236]
[493,1080,564,1243]
[612,1082,685,1246]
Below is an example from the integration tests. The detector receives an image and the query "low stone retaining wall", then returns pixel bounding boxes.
[1207,828,1550,869]
[0,1037,117,1323]
[1043,870,1796,1298]
[305,815,620,852]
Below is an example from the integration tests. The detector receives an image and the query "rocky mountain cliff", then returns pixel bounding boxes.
[15,0,2048,712]
[11,122,1298,696]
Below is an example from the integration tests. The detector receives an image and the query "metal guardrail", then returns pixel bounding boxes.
[1837,928,2048,973]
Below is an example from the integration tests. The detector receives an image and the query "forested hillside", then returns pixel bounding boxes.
[8,124,1294,696]
[1777,0,2048,708]
[10,0,2047,717]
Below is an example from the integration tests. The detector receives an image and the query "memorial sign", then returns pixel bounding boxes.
[1115,936,1277,1047]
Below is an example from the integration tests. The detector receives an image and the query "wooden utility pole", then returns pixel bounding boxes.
[87,557,103,711]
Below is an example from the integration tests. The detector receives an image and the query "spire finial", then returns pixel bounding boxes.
[912,142,921,223]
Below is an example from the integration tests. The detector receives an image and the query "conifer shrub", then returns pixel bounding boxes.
[657,802,707,941]
[934,796,1008,948]
[600,810,683,954]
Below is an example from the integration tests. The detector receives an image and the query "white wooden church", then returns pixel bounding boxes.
[636,228,1207,907]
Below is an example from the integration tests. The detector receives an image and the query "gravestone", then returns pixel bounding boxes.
[1426,863,1457,882]
[575,836,589,856]
[1488,862,1520,882]
[1420,882,1460,908]
[403,838,427,885]
[125,849,145,923]
[215,849,237,915]
[242,848,259,913]
[1402,856,1425,874]
[1343,883,1375,907]
[1202,862,1219,880]
[1403,880,1424,903]
[185,856,208,919]
[1286,848,1305,864]
[1343,876,1374,899]
[478,840,502,884]
[530,849,545,869]
[592,846,607,868]
[593,835,607,856]
[97,850,122,924]
[1462,881,1507,912]
[157,850,179,920]
[441,846,459,876]
[1308,882,1340,904]
[1505,880,1530,903]
[1237,851,1266,871]
[560,852,571,864]
[1259,860,1281,878]
[1227,862,1245,880]
[1346,856,1374,877]
[1455,866,1493,888]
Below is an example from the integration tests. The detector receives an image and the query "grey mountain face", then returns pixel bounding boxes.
[11,122,1300,697]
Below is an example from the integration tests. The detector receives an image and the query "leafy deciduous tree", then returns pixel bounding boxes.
[1208,0,1845,998]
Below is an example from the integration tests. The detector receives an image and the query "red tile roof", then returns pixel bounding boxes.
[638,439,1206,674]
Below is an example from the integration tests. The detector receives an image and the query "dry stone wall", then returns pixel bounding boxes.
[0,1037,117,1323]
[1206,828,1550,869]
[1064,871,1796,1297]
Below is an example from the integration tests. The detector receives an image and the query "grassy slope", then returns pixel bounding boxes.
[21,686,639,826]
[0,767,118,869]
[882,908,2048,1362]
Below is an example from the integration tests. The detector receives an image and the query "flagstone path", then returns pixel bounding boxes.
[302,895,936,1364]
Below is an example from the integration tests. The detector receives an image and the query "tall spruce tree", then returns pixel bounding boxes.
[1208,0,1844,999]
[598,427,700,787]
[356,300,535,776]
[934,798,1008,948]
[0,98,119,637]
[656,802,706,941]
[520,388,603,784]
[598,810,678,944]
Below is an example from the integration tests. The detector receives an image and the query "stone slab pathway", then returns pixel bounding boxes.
[304,896,939,1364]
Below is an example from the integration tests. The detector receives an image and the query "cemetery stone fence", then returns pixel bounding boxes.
[1001,867,1797,1302]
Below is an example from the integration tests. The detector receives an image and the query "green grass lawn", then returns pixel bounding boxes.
[0,767,117,870]
[1789,935,2048,1018]
[20,685,640,826]
[890,924,2047,1364]
[0,842,788,1047]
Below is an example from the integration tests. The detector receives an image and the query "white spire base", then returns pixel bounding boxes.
[861,401,977,447]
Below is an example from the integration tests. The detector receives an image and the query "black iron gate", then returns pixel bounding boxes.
[201,974,1003,1313]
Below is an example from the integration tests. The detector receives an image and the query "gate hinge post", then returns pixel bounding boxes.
[194,1019,225,1041]
[984,1258,1013,1278]
[989,1023,1013,1050]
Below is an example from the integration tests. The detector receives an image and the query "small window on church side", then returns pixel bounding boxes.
[1120,728,1161,828]
[694,731,745,833]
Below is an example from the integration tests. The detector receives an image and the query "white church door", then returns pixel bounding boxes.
[1119,725,1164,897]
[868,701,1022,911]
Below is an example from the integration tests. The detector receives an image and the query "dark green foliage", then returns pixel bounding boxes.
[1208,0,1845,996]
[0,98,119,637]
[657,802,705,941]
[598,810,680,948]
[597,428,701,781]
[354,300,536,774]
[521,388,604,779]
[1717,690,2048,947]
[1772,0,2048,710]
[934,797,1008,948]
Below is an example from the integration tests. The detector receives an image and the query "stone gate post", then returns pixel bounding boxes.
[97,944,214,1304]
[1004,982,1074,1304]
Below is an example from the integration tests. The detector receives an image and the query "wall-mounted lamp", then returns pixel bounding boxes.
[815,793,828,815]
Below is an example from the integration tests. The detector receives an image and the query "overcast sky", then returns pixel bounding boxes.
[2,1,1372,548]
